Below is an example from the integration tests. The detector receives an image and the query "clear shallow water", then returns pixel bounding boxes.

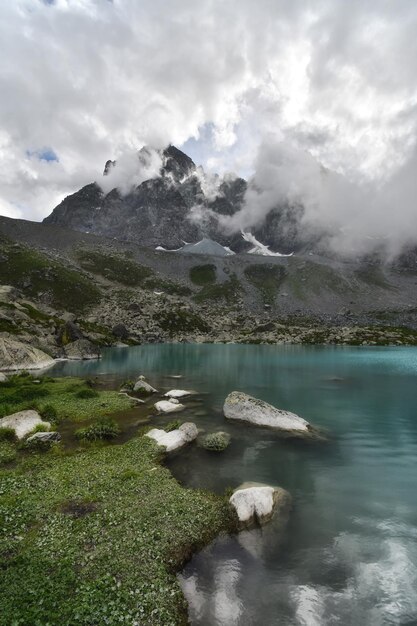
[50,344,417,625]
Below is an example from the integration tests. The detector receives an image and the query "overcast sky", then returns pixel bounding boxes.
[1,0,417,232]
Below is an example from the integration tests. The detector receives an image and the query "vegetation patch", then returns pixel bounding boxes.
[244,264,287,304]
[190,264,217,286]
[77,249,153,286]
[194,274,241,304]
[154,309,210,335]
[0,435,234,624]
[75,416,121,441]
[0,243,101,312]
[0,374,133,422]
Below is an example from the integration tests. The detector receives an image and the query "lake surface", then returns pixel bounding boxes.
[50,344,417,625]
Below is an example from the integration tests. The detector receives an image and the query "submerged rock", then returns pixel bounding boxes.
[64,339,101,360]
[229,482,291,529]
[0,337,55,371]
[223,391,312,436]
[154,399,185,413]
[0,410,50,440]
[146,422,198,452]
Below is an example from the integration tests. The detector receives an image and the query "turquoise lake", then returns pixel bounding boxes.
[50,344,417,625]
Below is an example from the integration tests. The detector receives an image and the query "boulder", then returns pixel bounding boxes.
[26,431,61,444]
[64,339,101,360]
[146,422,198,452]
[164,389,194,399]
[0,372,7,382]
[0,410,50,440]
[223,391,312,436]
[154,399,185,413]
[0,337,55,371]
[57,320,84,345]
[112,323,129,340]
[229,482,291,529]
[133,378,158,395]
[201,431,231,451]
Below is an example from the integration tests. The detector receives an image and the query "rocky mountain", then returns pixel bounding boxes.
[43,146,310,254]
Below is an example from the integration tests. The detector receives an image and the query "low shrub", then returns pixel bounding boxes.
[39,404,59,423]
[75,388,99,399]
[75,417,120,442]
[164,420,181,432]
[0,427,16,442]
[201,431,231,452]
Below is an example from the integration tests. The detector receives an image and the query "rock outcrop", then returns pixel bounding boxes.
[0,337,55,371]
[146,422,198,452]
[224,391,312,436]
[0,410,50,439]
[229,482,291,529]
[64,339,101,360]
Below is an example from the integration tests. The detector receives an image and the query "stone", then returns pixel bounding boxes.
[64,339,101,360]
[26,431,61,444]
[0,372,7,382]
[112,323,129,340]
[164,389,194,399]
[0,410,50,440]
[154,400,185,413]
[229,482,291,529]
[223,391,312,436]
[57,320,84,345]
[0,337,55,371]
[133,379,158,395]
[146,422,198,452]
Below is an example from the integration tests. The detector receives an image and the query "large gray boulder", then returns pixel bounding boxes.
[0,410,50,439]
[146,422,198,452]
[0,337,55,371]
[223,391,312,436]
[229,482,291,529]
[64,339,101,360]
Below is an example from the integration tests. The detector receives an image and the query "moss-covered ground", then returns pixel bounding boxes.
[0,375,133,422]
[0,240,101,313]
[0,375,234,625]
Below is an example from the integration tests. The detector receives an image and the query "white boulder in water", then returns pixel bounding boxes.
[229,482,291,529]
[146,422,198,452]
[0,337,55,371]
[164,389,194,399]
[154,399,185,413]
[223,391,312,435]
[0,410,50,440]
[133,378,158,395]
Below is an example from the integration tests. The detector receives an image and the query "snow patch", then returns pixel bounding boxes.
[242,231,293,257]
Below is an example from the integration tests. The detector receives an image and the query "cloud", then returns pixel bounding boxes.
[98,147,162,195]
[0,0,416,255]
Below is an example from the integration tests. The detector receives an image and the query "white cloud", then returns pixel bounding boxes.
[0,0,416,255]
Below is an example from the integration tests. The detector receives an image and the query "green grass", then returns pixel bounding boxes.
[194,274,241,304]
[77,250,153,286]
[0,436,234,625]
[244,264,287,304]
[75,416,120,441]
[0,375,133,422]
[190,264,217,286]
[0,243,101,313]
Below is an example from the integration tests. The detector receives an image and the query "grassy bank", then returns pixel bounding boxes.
[0,375,235,625]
